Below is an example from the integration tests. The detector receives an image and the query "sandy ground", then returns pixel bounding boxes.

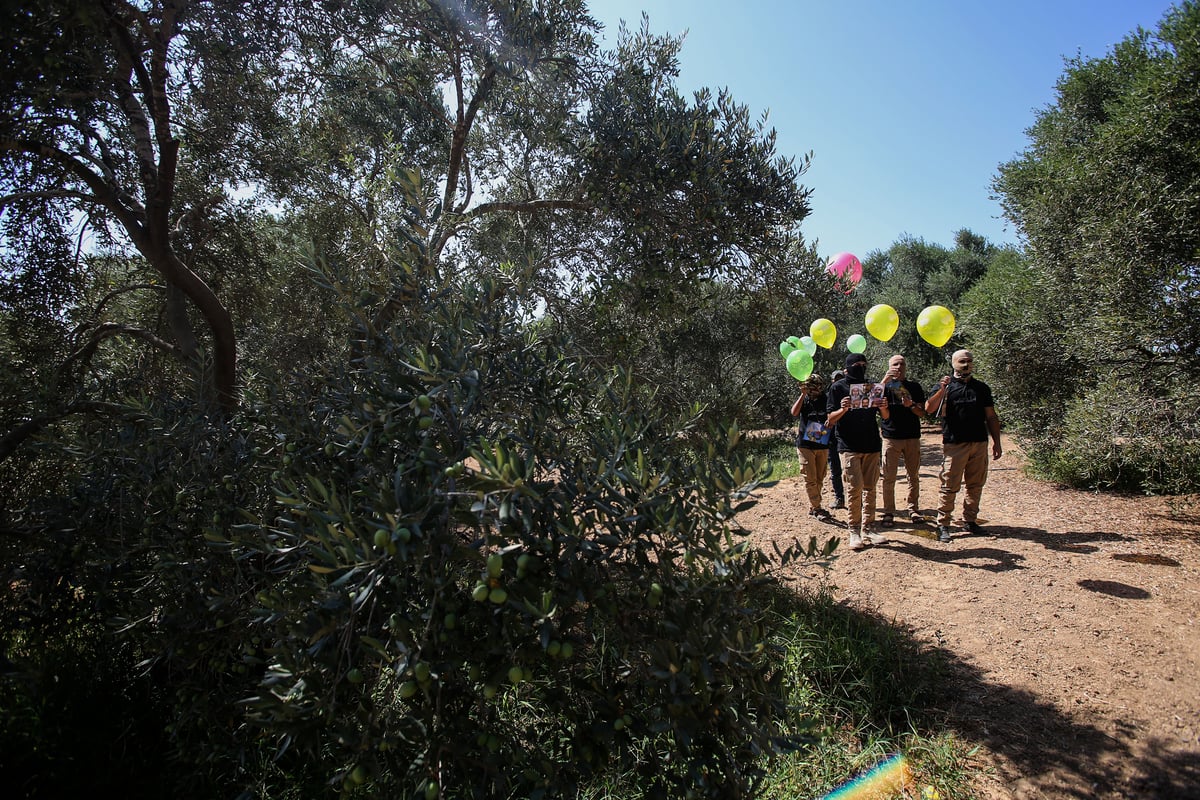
[738,430,1200,799]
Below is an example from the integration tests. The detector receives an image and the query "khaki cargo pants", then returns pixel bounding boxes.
[843,451,881,533]
[936,441,989,527]
[797,446,829,511]
[881,436,922,516]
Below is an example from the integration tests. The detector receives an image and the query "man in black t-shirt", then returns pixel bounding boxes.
[924,349,1003,542]
[879,354,928,526]
[791,374,833,521]
[827,353,891,551]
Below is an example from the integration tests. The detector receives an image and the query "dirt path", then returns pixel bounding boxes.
[739,431,1200,800]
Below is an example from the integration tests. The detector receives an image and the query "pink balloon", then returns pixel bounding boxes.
[826,252,862,284]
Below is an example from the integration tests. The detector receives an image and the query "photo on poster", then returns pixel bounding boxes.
[850,383,887,408]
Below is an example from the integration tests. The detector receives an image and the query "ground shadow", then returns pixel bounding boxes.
[778,588,1200,799]
[1078,579,1152,599]
[1146,499,1200,545]
[1122,740,1200,799]
[876,537,1027,573]
[1112,553,1182,567]
[983,524,1132,554]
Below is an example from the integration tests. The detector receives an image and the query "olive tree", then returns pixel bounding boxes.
[983,0,1200,490]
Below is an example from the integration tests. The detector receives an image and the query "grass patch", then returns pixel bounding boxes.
[757,581,980,799]
[743,429,801,482]
[578,579,984,799]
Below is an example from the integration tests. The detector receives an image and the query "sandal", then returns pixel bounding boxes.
[910,512,925,523]
[880,513,894,527]
[811,508,833,521]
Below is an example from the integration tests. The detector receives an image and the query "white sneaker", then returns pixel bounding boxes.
[848,531,865,551]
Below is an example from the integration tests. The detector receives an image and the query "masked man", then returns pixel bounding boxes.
[827,353,891,551]
[924,349,1002,542]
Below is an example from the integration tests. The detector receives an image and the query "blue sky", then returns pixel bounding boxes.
[586,0,1180,259]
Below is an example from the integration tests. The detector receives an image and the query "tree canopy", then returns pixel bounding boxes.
[982,0,1200,491]
[1,2,822,796]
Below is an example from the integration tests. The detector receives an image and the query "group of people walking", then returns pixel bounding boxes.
[791,349,1002,552]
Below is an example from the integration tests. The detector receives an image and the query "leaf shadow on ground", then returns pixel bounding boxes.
[788,589,1200,799]
[927,641,1200,799]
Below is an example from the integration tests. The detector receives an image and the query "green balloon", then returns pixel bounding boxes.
[779,339,797,358]
[799,336,818,356]
[785,349,814,381]
[847,333,867,354]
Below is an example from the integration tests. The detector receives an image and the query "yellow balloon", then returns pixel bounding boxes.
[865,304,899,342]
[809,318,837,349]
[916,305,956,347]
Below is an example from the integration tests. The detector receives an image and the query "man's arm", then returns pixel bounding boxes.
[925,375,951,415]
[827,386,850,425]
[790,392,805,418]
[985,406,1002,459]
[827,397,850,425]
[907,380,928,417]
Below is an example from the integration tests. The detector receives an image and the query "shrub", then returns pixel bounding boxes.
[225,271,830,798]
[1023,378,1200,494]
[2,259,832,798]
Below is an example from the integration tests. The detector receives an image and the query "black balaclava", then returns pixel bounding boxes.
[844,354,867,382]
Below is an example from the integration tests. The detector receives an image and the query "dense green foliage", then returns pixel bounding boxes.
[0,2,828,796]
[2,247,837,797]
[760,584,973,800]
[983,0,1200,492]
